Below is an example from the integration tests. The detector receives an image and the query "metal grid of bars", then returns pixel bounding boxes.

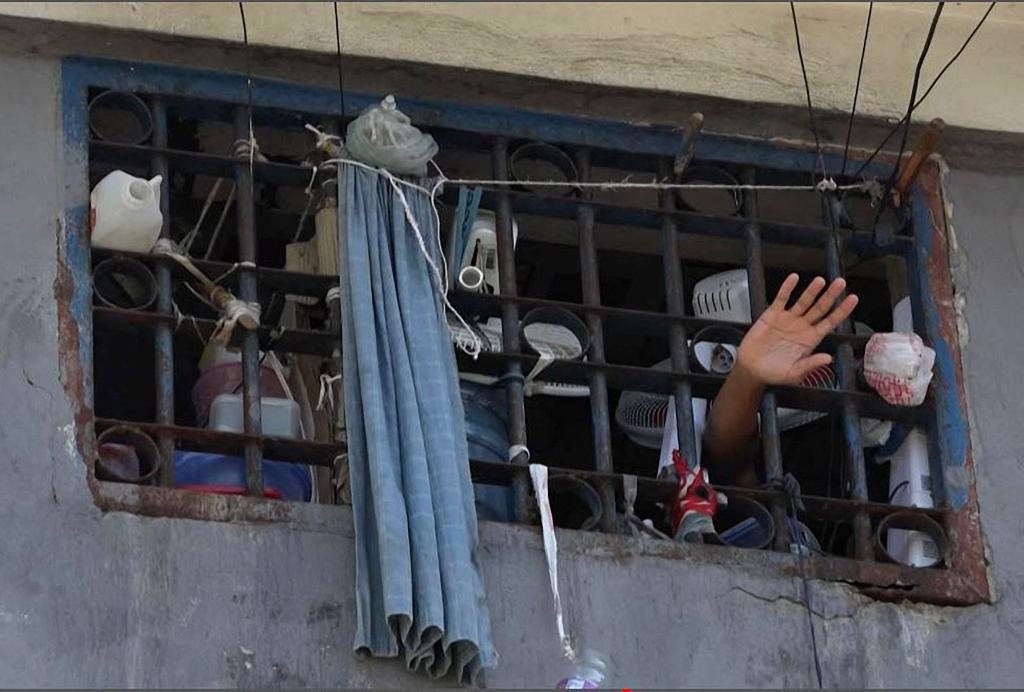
[62,57,988,605]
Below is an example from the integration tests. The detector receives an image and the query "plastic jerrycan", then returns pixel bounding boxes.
[90,170,164,252]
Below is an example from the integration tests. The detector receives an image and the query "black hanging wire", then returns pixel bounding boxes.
[868,2,944,236]
[853,1,994,180]
[333,2,348,119]
[840,2,873,177]
[238,2,253,126]
[889,3,944,187]
[789,2,828,184]
[787,4,829,686]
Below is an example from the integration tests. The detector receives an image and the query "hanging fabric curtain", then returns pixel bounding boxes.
[338,166,497,685]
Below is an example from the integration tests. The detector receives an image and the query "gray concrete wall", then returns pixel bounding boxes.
[1,49,1022,688]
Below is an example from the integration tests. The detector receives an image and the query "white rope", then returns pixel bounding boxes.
[321,154,866,362]
[381,171,483,358]
[202,182,236,261]
[210,260,256,286]
[181,178,224,255]
[322,156,483,358]
[317,373,342,412]
[435,176,871,193]
[211,297,261,345]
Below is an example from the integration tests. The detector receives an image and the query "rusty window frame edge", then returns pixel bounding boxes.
[55,57,989,607]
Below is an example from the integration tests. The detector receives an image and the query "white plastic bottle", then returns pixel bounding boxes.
[90,170,164,252]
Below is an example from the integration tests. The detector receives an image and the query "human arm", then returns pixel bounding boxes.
[702,273,859,486]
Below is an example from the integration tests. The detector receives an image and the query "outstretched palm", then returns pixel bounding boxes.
[737,274,859,386]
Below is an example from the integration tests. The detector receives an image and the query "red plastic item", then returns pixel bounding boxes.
[178,484,283,500]
[669,449,721,535]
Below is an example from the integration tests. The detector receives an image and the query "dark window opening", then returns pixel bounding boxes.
[67,59,987,606]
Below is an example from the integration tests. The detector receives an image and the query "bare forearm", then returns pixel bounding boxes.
[703,362,763,486]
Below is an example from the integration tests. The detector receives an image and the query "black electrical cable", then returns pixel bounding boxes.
[788,6,829,687]
[788,490,824,689]
[888,479,910,503]
[237,2,252,118]
[852,2,994,180]
[789,2,827,183]
[868,2,944,236]
[841,2,873,177]
[889,3,944,186]
[333,2,348,120]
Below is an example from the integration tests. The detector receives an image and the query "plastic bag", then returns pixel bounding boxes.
[345,95,438,176]
[863,332,936,406]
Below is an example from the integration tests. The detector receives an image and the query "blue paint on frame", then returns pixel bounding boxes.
[63,56,891,177]
[910,189,969,508]
[64,55,964,505]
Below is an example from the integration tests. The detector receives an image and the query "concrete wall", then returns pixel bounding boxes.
[0,2,1022,135]
[1,42,1024,690]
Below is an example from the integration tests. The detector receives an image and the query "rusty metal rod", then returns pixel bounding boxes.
[233,106,264,497]
[824,215,873,561]
[657,160,699,476]
[741,168,789,550]
[151,98,175,488]
[575,147,615,532]
[492,136,531,523]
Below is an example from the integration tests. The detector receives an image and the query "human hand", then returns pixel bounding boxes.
[736,273,858,387]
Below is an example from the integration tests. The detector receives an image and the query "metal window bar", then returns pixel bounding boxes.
[740,168,790,550]
[85,87,942,555]
[491,137,531,523]
[574,147,616,532]
[71,56,993,603]
[150,97,175,488]
[823,206,872,561]
[656,160,699,475]
[233,106,264,497]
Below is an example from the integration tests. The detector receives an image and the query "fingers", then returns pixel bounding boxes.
[770,273,800,310]
[790,276,827,316]
[804,277,847,323]
[791,353,833,384]
[816,293,859,337]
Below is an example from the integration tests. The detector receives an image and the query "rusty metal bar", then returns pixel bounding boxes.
[95,418,340,467]
[824,212,873,561]
[575,147,615,532]
[492,136,531,523]
[93,307,336,357]
[449,290,873,353]
[740,168,789,550]
[233,106,264,497]
[656,160,698,478]
[89,139,911,257]
[92,248,337,299]
[150,98,175,488]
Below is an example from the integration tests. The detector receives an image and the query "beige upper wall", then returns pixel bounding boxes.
[2,2,1021,134]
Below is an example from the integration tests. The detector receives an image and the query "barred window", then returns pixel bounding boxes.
[61,57,987,605]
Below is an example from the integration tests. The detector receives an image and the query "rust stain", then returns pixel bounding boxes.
[54,219,97,492]
[916,161,991,605]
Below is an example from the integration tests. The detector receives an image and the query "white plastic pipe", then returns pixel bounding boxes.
[458,265,485,292]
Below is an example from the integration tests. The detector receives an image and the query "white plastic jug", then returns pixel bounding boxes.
[90,170,163,252]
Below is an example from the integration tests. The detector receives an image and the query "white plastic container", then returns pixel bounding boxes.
[90,170,163,252]
[208,394,301,439]
[882,296,938,567]
[882,428,939,566]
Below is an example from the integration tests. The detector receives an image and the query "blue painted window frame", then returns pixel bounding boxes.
[58,56,984,603]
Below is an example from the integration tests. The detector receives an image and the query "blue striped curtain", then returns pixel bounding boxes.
[338,167,496,685]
